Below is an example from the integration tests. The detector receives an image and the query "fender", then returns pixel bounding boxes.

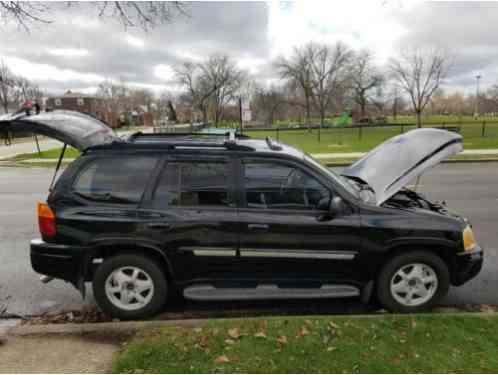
[385,236,457,251]
[88,238,175,279]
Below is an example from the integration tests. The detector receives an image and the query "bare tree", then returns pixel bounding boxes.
[276,47,314,127]
[390,47,450,128]
[253,86,285,126]
[308,42,352,128]
[201,54,245,125]
[350,50,383,119]
[0,60,14,113]
[0,1,188,31]
[175,54,246,125]
[174,62,217,124]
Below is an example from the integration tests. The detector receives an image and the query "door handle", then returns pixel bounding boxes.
[146,222,171,230]
[248,224,269,232]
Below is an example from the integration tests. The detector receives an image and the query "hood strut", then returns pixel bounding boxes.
[49,143,67,192]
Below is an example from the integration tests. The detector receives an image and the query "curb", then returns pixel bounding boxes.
[6,311,498,337]
[326,158,498,167]
[7,318,208,337]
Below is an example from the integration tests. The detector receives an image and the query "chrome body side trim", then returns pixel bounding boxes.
[240,249,357,260]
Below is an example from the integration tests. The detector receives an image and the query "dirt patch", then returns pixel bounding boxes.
[0,333,123,373]
[22,307,112,326]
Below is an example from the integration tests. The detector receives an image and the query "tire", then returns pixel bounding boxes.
[93,254,167,320]
[376,251,450,313]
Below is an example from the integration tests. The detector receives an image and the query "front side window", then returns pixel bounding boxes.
[153,161,232,208]
[243,161,331,210]
[73,157,158,204]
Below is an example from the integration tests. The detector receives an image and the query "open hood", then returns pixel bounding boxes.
[0,110,118,151]
[342,128,463,206]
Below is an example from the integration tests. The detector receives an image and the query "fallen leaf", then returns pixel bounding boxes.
[228,328,242,340]
[327,346,336,352]
[329,321,340,329]
[297,326,310,337]
[277,335,288,345]
[304,319,313,326]
[225,339,235,345]
[214,355,230,364]
[258,320,268,332]
[193,327,203,333]
[254,331,267,338]
[361,352,369,359]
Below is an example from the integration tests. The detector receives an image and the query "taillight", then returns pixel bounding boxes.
[38,202,56,237]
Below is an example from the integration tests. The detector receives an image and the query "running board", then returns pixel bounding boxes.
[183,284,360,301]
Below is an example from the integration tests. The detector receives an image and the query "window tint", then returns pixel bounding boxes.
[243,162,331,210]
[153,162,231,208]
[73,157,157,204]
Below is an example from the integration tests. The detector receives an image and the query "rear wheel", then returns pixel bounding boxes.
[93,254,167,320]
[377,251,450,313]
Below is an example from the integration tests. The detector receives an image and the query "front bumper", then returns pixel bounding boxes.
[30,239,89,283]
[453,245,484,286]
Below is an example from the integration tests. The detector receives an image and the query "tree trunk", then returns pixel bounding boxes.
[360,97,366,119]
[202,107,208,126]
[416,111,422,128]
[305,94,311,131]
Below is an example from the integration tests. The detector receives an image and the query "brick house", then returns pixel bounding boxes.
[46,90,116,127]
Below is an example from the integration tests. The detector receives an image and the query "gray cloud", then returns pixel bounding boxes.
[396,2,498,91]
[0,2,269,93]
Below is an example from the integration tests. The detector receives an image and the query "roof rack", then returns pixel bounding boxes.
[126,132,254,151]
[265,136,282,151]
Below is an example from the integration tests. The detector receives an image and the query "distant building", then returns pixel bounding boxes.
[46,90,116,127]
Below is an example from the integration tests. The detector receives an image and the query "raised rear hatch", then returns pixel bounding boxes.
[0,110,119,151]
[342,128,463,205]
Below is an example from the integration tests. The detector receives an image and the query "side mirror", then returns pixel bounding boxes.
[317,196,347,221]
[329,196,347,214]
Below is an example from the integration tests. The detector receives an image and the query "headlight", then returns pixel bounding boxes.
[463,226,477,251]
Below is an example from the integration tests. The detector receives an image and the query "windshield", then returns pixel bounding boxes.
[304,154,360,199]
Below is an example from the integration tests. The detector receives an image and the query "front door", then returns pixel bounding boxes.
[137,156,239,285]
[237,158,361,285]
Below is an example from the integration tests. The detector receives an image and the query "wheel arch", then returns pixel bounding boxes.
[86,242,174,283]
[381,242,457,282]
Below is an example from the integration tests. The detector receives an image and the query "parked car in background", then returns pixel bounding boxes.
[0,110,484,319]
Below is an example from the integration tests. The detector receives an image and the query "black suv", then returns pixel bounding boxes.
[1,111,483,319]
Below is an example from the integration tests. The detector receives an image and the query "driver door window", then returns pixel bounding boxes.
[243,161,331,210]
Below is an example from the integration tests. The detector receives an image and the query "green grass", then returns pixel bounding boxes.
[12,147,80,161]
[113,315,498,373]
[245,123,498,153]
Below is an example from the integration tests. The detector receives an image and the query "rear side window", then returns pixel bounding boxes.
[153,161,232,208]
[73,157,158,204]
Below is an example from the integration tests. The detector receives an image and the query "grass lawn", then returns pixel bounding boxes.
[13,147,80,161]
[245,123,498,153]
[113,314,498,373]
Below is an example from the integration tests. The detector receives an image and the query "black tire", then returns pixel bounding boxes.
[376,251,450,313]
[93,254,167,320]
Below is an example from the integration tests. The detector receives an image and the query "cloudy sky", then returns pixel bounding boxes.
[0,1,496,96]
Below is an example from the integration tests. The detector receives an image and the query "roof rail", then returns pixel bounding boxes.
[126,132,254,151]
[265,136,282,151]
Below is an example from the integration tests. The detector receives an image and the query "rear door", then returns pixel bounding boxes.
[137,155,239,284]
[0,110,118,150]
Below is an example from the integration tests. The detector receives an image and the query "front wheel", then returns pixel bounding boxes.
[376,251,450,313]
[93,254,167,320]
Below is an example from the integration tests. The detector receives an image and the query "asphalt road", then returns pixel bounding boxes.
[0,163,497,317]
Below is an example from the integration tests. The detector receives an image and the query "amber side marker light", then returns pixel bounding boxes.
[38,202,56,237]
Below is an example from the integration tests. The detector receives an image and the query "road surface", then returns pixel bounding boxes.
[0,162,497,317]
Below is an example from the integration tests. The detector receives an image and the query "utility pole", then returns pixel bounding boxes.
[475,74,482,118]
